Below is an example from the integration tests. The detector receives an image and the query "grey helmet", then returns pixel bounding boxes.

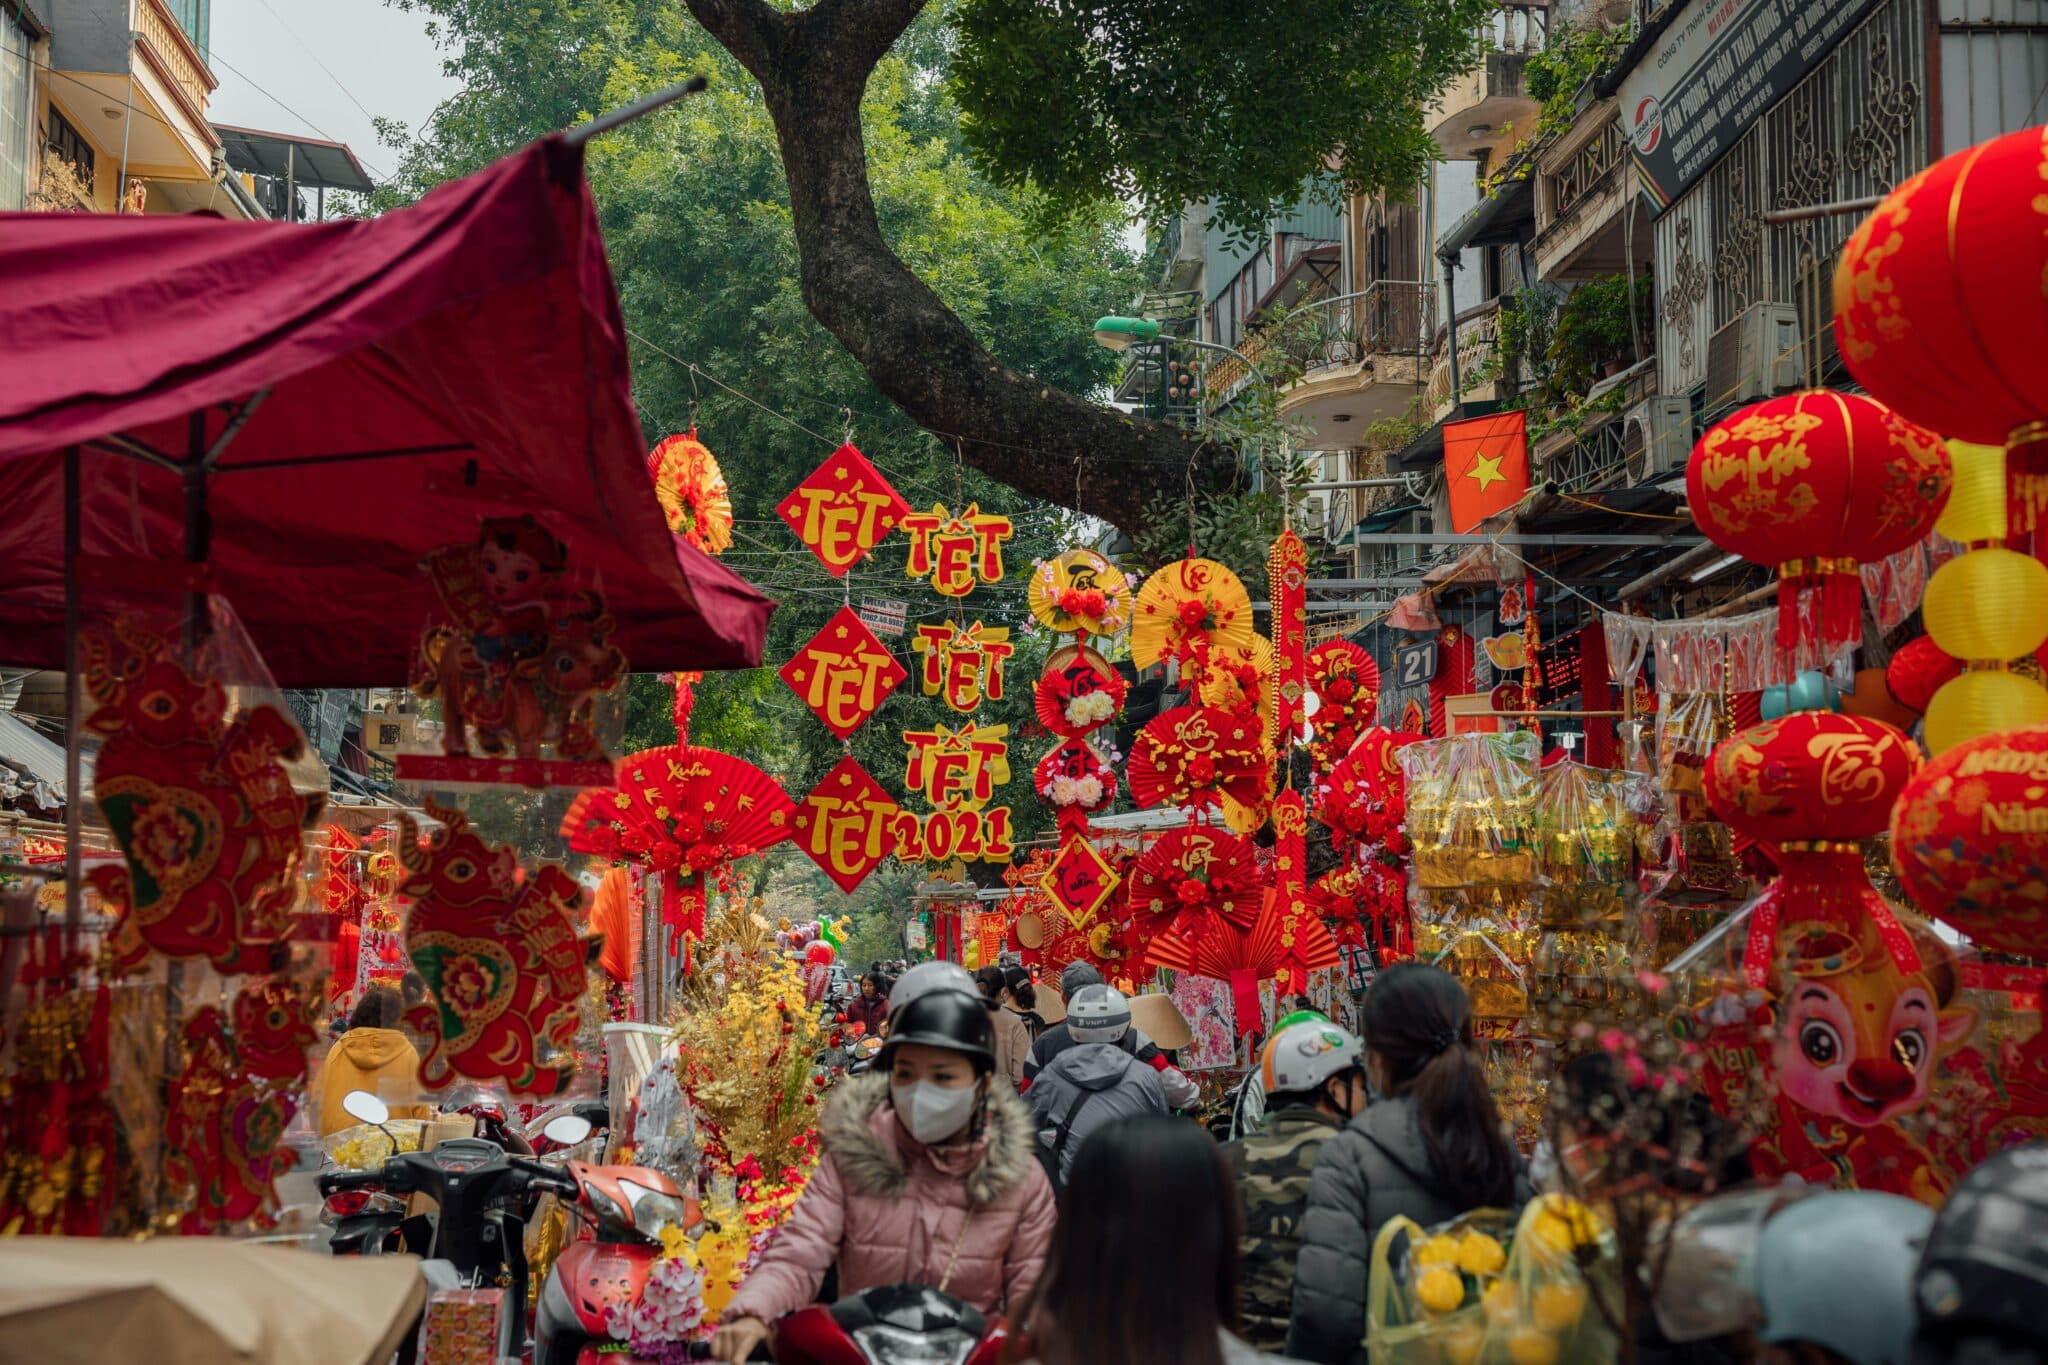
[1067,984,1132,1044]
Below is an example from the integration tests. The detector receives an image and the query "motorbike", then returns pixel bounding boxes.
[321,1091,582,1361]
[532,1146,702,1365]
[685,1284,1009,1365]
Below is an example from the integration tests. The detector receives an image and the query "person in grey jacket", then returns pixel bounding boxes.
[1287,965,1525,1365]
[1023,962,1201,1108]
[1026,985,1167,1185]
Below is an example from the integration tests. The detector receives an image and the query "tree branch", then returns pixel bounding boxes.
[684,0,1232,539]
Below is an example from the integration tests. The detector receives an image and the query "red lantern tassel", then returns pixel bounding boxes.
[2008,426,2048,565]
[1774,569,1804,651]
[1822,564,1862,652]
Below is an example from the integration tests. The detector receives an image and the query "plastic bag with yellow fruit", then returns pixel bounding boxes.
[1365,1194,1616,1365]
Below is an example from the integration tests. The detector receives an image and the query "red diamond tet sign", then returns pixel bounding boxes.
[776,442,911,577]
[778,606,908,740]
[793,757,902,894]
[1042,834,1120,927]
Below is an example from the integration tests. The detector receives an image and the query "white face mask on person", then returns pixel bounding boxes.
[891,1080,980,1144]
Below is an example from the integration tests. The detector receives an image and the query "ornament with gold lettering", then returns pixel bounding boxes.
[1270,530,1309,737]
[899,721,1015,863]
[1306,641,1382,769]
[1127,824,1262,959]
[1034,738,1116,833]
[163,1006,298,1232]
[1891,723,2048,957]
[779,606,909,739]
[891,807,1016,865]
[1027,549,1133,637]
[1131,558,1255,673]
[777,442,912,577]
[1197,639,1277,749]
[562,745,796,947]
[1127,705,1269,833]
[1033,643,1128,739]
[900,502,1014,597]
[792,758,903,894]
[912,620,1014,714]
[1043,835,1120,927]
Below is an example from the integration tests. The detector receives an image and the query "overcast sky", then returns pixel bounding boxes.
[204,0,459,184]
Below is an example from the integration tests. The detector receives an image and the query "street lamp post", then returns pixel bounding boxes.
[1092,315,1273,490]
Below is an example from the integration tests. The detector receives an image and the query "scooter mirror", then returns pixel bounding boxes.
[342,1089,391,1126]
[543,1113,594,1147]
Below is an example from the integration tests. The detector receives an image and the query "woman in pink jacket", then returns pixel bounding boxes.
[710,987,1056,1361]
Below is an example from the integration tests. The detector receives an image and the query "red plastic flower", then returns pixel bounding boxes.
[1175,879,1210,907]
[1176,598,1211,629]
[1184,754,1218,787]
[1326,676,1356,702]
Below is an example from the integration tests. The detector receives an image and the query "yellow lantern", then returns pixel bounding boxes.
[1935,441,2009,544]
[1923,669,2048,755]
[1922,547,2048,662]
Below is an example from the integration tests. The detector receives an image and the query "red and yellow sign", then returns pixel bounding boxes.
[901,502,1014,597]
[903,721,1011,811]
[1043,835,1120,927]
[1271,529,1308,737]
[779,606,909,739]
[891,807,1017,863]
[912,620,1014,713]
[776,443,911,577]
[793,757,903,894]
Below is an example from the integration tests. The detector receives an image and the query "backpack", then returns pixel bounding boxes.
[1034,1084,1096,1193]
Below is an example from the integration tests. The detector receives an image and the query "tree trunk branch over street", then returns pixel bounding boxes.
[682,0,1231,536]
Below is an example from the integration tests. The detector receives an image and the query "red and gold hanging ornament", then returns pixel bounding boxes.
[561,745,795,945]
[1127,705,1269,832]
[777,442,911,577]
[1028,549,1133,637]
[1317,729,1419,846]
[1127,824,1263,959]
[1043,835,1121,927]
[894,719,1016,865]
[779,605,909,740]
[1833,125,2048,553]
[1034,739,1117,834]
[163,1007,298,1232]
[81,619,320,973]
[1033,643,1127,739]
[1886,635,1961,716]
[231,975,320,1082]
[648,429,735,555]
[1890,722,2048,957]
[791,757,902,894]
[1703,713,1923,989]
[901,502,1014,597]
[1305,641,1382,769]
[1686,390,1951,650]
[912,620,1013,714]
[1308,862,1409,954]
[400,802,588,1096]
[1197,638,1277,748]
[1250,883,1343,999]
[1269,530,1310,740]
[1131,558,1255,674]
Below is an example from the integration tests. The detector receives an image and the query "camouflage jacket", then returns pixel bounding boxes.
[1224,1106,1344,1353]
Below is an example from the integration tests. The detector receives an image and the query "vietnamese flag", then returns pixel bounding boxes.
[1444,410,1530,533]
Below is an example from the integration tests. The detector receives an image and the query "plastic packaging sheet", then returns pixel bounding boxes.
[1401,731,1542,891]
[1601,604,1838,695]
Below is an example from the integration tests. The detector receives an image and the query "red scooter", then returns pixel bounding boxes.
[731,1284,1010,1365]
[533,1155,702,1365]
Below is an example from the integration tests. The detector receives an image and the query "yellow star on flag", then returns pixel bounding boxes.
[1467,451,1507,491]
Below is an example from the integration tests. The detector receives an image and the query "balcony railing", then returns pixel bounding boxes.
[1484,2,1550,56]
[135,0,216,123]
[1548,119,1628,225]
[1205,281,1433,402]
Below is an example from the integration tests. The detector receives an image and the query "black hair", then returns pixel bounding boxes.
[973,964,1007,1011]
[1359,963,1517,1209]
[1013,1116,1236,1365]
[1001,963,1038,1011]
[859,970,885,995]
[350,984,404,1031]
[400,971,427,1006]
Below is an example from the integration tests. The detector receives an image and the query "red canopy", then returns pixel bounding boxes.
[0,137,772,687]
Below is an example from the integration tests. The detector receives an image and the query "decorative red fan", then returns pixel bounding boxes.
[1034,643,1127,739]
[1127,706,1267,818]
[1307,864,1374,947]
[1126,824,1263,964]
[1317,728,1420,847]
[1307,641,1381,768]
[562,744,795,945]
[1034,739,1117,834]
[1252,885,1343,995]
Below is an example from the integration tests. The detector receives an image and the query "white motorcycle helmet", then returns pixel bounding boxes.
[1258,1018,1364,1097]
[886,960,980,1022]
[1066,984,1132,1044]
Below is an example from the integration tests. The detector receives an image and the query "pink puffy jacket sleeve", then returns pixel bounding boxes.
[724,1154,847,1324]
[1000,1162,1058,1312]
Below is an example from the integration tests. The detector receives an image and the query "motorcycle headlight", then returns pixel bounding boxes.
[622,1184,692,1240]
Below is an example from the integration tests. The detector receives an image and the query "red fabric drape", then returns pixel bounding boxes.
[1579,617,1617,767]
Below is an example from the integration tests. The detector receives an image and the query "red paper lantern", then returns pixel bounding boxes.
[1834,125,2048,544]
[1704,713,1921,847]
[1885,635,1960,716]
[1890,723,2048,956]
[1687,390,1950,649]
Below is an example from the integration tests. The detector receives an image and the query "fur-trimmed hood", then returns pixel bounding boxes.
[821,1071,1039,1207]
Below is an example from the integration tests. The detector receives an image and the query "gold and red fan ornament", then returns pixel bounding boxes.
[1127,705,1270,833]
[1685,389,1951,652]
[1890,723,2048,958]
[1702,712,1924,990]
[1126,824,1263,961]
[1028,549,1133,637]
[1197,638,1277,748]
[1130,557,1256,676]
[1305,641,1381,769]
[164,1007,301,1232]
[1308,862,1409,954]
[563,745,796,950]
[648,429,735,555]
[1033,643,1127,739]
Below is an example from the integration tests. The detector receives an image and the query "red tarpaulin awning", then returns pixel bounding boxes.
[0,136,773,687]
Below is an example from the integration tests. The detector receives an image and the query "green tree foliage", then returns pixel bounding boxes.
[949,0,1499,239]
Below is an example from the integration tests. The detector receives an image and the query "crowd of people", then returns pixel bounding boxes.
[706,958,2048,1365]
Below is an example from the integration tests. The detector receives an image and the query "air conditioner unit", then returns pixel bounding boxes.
[1704,302,1800,410]
[1620,396,1694,484]
[1302,491,1333,539]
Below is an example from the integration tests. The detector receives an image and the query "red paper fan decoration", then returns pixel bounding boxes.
[1034,643,1127,739]
[1251,885,1343,997]
[1316,731,1416,851]
[1034,739,1117,834]
[1126,824,1263,964]
[1127,706,1268,817]
[562,744,796,943]
[1306,641,1381,767]
[647,429,734,554]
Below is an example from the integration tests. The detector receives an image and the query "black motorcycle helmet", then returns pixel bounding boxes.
[879,988,995,1075]
[1912,1143,2048,1353]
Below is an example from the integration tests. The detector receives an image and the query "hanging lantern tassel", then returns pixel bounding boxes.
[1775,557,1863,652]
[2008,425,2048,563]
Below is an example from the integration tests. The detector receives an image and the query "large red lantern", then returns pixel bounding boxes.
[1834,125,2048,547]
[1890,723,2048,957]
[1687,390,1950,649]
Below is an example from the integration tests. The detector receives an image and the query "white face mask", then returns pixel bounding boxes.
[891,1080,980,1145]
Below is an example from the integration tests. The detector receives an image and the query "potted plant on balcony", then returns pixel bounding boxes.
[1548,273,1651,395]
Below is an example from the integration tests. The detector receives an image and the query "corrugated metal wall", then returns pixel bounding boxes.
[1938,0,2048,153]
[1203,178,1344,300]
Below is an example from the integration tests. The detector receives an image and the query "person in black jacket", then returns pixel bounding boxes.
[1287,964,1523,1365]
[1020,961,1199,1109]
